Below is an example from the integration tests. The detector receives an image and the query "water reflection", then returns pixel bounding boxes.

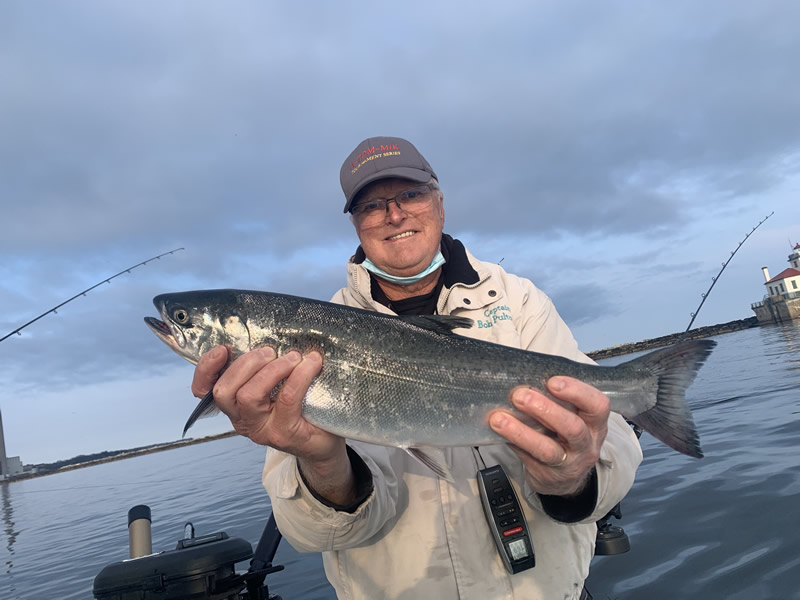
[759,320,800,366]
[2,483,19,595]
[587,321,800,599]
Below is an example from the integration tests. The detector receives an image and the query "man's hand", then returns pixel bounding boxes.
[191,345,340,460]
[488,376,610,497]
[191,346,357,505]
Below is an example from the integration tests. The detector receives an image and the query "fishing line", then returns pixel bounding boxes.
[0,247,185,343]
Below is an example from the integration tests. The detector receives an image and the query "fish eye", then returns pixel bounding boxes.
[173,308,190,324]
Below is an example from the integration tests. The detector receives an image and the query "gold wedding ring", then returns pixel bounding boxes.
[553,451,568,468]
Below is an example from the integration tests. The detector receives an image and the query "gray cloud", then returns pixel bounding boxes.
[3,1,798,259]
[547,284,619,328]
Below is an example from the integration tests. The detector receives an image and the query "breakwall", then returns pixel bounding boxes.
[586,316,759,360]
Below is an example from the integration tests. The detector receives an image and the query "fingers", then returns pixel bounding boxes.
[503,378,609,446]
[212,347,277,412]
[212,349,322,439]
[191,346,230,398]
[269,351,323,431]
[236,350,326,456]
[489,410,566,466]
[192,346,334,460]
[513,384,588,447]
[546,376,610,425]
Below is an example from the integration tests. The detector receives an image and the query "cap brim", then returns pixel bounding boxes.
[343,167,433,213]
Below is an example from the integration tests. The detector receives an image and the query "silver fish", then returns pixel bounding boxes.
[145,289,715,478]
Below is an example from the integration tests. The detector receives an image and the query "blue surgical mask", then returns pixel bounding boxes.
[362,251,445,285]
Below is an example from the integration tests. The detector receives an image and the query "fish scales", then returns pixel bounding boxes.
[239,294,656,447]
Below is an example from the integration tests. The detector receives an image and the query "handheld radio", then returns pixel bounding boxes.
[477,465,535,574]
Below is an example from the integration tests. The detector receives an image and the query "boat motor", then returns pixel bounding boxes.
[595,502,631,555]
[93,505,285,600]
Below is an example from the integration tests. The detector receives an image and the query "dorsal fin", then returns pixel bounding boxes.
[401,314,474,335]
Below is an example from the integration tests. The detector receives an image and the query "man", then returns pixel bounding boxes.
[192,137,642,599]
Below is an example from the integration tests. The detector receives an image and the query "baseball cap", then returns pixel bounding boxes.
[340,136,438,213]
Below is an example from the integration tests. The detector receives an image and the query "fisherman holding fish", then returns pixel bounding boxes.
[190,137,644,599]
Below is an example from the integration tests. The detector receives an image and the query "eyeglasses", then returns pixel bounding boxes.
[350,184,439,223]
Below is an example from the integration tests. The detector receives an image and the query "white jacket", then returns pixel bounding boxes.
[263,243,642,600]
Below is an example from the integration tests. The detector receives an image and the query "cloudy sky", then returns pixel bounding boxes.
[2,1,799,464]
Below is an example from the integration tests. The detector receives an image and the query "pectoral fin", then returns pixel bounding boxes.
[183,390,219,437]
[405,446,454,482]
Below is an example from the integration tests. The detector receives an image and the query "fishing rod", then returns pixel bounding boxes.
[0,248,184,343]
[680,212,774,341]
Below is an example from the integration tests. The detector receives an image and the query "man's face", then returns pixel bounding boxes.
[351,177,445,277]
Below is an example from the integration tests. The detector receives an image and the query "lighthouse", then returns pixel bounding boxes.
[790,243,800,270]
[751,242,800,323]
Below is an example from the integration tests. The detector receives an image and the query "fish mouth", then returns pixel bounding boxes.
[145,315,198,364]
[144,316,179,349]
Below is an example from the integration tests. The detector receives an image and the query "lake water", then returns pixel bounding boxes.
[2,322,799,599]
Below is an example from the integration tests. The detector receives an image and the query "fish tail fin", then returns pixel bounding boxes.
[622,339,716,458]
[182,390,220,437]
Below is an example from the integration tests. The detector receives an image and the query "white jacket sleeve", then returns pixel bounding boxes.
[262,444,400,552]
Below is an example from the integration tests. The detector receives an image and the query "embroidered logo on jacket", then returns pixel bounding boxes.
[476,305,512,328]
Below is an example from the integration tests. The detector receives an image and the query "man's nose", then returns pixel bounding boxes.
[384,198,407,221]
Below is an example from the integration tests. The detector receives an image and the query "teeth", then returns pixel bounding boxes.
[388,231,415,241]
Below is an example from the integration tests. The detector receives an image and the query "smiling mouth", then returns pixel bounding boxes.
[386,231,416,241]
